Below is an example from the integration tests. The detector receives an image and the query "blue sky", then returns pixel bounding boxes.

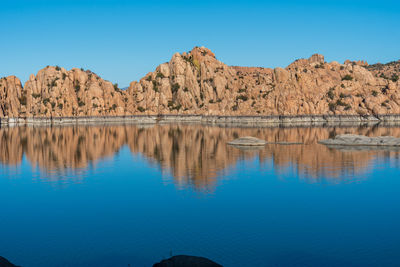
[1,0,399,87]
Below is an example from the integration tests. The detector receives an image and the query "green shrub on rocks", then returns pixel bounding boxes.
[342,75,353,81]
[336,99,347,107]
[327,87,335,100]
[329,102,337,111]
[171,83,180,93]
[236,95,248,101]
[152,80,159,92]
[51,79,57,87]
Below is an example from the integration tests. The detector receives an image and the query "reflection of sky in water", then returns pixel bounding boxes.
[0,125,400,266]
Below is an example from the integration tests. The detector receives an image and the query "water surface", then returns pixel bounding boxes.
[1,124,400,266]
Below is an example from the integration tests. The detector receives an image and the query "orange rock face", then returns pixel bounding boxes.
[1,47,399,117]
[1,67,126,117]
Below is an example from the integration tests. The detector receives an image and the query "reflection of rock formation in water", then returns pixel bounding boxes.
[1,125,400,188]
[257,127,400,182]
[0,126,127,171]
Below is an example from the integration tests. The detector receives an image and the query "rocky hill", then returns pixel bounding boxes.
[1,47,399,117]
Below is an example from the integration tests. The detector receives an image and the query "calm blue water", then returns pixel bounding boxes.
[0,125,399,266]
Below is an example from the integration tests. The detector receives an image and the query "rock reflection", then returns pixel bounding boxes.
[1,124,400,188]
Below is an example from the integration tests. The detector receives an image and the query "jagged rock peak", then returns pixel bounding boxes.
[189,46,216,59]
[176,46,218,66]
[287,53,325,68]
[344,59,369,66]
[309,53,325,64]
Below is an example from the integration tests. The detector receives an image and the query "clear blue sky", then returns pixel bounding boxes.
[1,0,399,87]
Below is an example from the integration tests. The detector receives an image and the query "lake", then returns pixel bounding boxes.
[0,124,400,266]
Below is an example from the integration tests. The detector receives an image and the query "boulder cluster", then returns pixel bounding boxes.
[1,46,399,117]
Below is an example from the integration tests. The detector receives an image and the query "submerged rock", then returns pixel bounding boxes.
[229,144,266,151]
[322,145,400,152]
[0,256,19,267]
[319,134,400,147]
[227,136,267,146]
[153,255,222,267]
[266,141,303,145]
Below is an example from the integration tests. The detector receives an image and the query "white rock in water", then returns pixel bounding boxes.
[227,136,267,146]
[319,134,400,146]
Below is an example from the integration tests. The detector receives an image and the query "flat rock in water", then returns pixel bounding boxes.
[229,145,266,151]
[227,136,267,146]
[266,141,303,145]
[319,134,400,147]
[322,145,400,152]
[153,255,222,267]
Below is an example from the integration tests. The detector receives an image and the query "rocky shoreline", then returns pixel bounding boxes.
[2,114,400,127]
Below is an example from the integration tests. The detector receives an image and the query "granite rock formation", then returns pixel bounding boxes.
[0,47,399,117]
[1,67,125,117]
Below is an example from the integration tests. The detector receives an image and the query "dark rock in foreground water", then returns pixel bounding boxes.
[227,136,267,146]
[0,256,19,267]
[319,134,400,147]
[153,255,222,267]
